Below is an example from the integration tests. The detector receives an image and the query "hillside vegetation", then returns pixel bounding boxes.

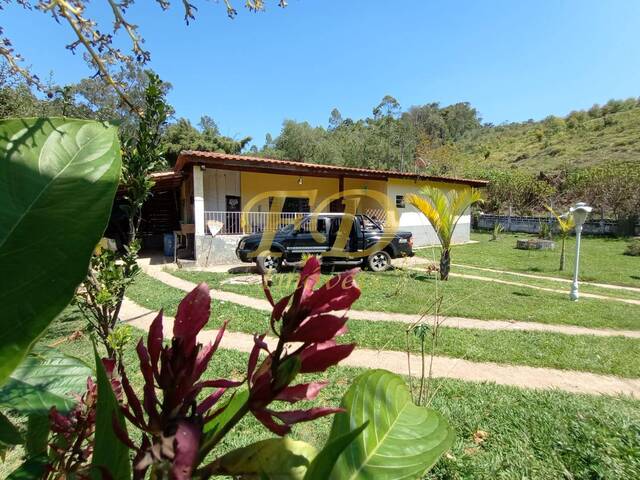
[457,99,640,172]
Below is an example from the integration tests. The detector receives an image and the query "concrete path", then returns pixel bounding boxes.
[120,297,640,397]
[453,263,640,294]
[141,265,640,339]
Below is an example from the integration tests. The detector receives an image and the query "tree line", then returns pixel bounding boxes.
[3,62,638,223]
[254,95,640,223]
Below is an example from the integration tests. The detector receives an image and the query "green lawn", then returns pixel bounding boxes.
[168,268,640,331]
[417,231,640,288]
[4,309,638,480]
[451,264,640,301]
[127,273,640,378]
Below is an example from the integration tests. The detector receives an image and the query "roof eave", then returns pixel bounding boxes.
[175,151,488,187]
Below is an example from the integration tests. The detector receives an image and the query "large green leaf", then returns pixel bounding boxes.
[7,455,48,480]
[0,411,22,446]
[211,437,318,479]
[0,117,121,384]
[304,422,367,480]
[24,413,49,457]
[91,347,131,480]
[328,369,454,479]
[0,347,92,414]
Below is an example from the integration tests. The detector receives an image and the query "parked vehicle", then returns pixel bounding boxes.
[236,213,414,272]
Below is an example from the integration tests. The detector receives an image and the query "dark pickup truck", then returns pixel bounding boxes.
[236,213,414,272]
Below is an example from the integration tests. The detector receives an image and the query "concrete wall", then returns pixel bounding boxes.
[476,214,636,236]
[386,178,471,247]
[203,169,240,211]
[195,234,244,266]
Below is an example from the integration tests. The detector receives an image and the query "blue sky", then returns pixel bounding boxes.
[4,1,640,146]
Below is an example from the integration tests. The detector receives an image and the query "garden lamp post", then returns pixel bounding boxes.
[569,202,592,301]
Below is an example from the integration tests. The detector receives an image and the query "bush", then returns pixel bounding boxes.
[624,239,640,256]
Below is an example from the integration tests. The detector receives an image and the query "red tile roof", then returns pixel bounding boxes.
[174,151,488,187]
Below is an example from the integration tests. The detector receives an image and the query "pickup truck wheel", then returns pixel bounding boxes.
[367,251,391,272]
[256,254,282,274]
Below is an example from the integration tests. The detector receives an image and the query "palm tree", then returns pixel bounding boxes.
[546,206,575,271]
[406,187,483,280]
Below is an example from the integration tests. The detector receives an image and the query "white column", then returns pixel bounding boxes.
[193,166,205,236]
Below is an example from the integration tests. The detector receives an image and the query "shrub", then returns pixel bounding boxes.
[624,239,640,256]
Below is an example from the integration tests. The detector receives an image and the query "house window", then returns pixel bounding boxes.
[395,195,405,208]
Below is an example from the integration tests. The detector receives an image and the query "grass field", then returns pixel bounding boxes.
[168,268,640,330]
[3,307,637,480]
[417,231,640,288]
[127,273,640,378]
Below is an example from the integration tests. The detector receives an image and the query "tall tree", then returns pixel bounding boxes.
[328,108,343,131]
[162,117,251,165]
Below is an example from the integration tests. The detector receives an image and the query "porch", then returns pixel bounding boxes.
[169,151,486,267]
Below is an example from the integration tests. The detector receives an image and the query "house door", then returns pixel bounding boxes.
[225,195,241,234]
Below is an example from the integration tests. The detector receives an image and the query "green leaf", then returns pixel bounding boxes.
[327,369,454,479]
[0,347,92,414]
[304,422,368,480]
[25,413,49,457]
[7,455,48,480]
[91,347,131,480]
[210,437,318,480]
[203,388,249,435]
[0,118,121,385]
[0,411,22,446]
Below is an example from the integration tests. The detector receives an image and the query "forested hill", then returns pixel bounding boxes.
[255,96,640,177]
[455,99,640,172]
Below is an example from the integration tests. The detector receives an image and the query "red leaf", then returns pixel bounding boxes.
[173,283,211,355]
[291,256,321,306]
[101,357,123,401]
[299,341,355,373]
[305,269,361,316]
[147,310,164,368]
[192,320,226,380]
[271,294,291,322]
[136,339,155,387]
[196,388,226,415]
[275,381,328,403]
[288,314,348,343]
[247,334,267,379]
[49,406,71,432]
[171,420,202,480]
[269,406,344,425]
[196,379,243,389]
[262,277,276,307]
[111,413,137,449]
[253,409,291,436]
[120,368,145,426]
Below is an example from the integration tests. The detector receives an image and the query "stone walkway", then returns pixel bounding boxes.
[453,263,640,294]
[141,265,640,339]
[120,297,640,397]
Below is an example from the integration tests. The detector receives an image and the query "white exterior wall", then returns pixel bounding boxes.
[203,168,241,211]
[386,181,471,247]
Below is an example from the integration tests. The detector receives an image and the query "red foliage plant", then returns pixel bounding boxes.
[112,257,360,479]
[46,359,122,479]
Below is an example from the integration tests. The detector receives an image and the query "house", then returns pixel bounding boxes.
[134,151,487,266]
